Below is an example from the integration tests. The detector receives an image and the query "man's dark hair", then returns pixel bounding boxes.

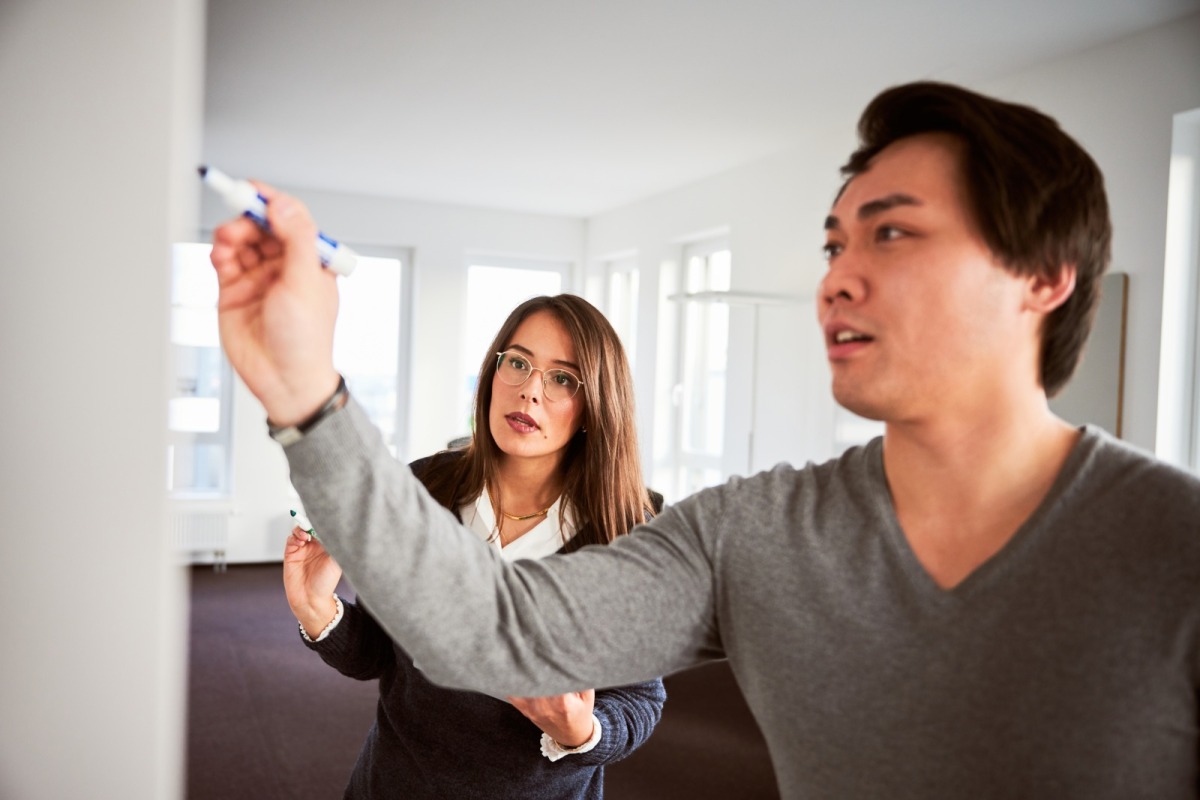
[841,81,1112,397]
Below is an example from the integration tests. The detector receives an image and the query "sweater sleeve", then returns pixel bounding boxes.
[301,597,396,681]
[564,677,667,767]
[284,398,725,698]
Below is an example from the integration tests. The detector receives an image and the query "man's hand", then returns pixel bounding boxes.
[209,184,340,426]
[507,689,596,747]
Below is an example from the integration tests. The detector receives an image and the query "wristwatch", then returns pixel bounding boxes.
[267,376,349,446]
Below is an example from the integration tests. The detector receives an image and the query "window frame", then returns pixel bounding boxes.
[661,236,732,500]
[335,244,414,461]
[602,251,640,372]
[167,240,235,498]
[1156,107,1200,473]
[460,255,574,438]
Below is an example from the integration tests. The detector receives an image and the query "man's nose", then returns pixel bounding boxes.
[819,258,864,310]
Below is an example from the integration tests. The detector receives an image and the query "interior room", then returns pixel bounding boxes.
[4,0,1200,797]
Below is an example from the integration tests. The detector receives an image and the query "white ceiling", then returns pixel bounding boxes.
[203,0,1200,217]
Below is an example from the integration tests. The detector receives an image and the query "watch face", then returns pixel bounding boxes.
[269,424,304,447]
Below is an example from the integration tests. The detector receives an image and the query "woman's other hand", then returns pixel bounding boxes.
[283,525,343,638]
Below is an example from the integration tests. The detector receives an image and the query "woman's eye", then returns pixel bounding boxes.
[508,357,529,371]
[876,225,905,242]
[822,242,843,261]
[552,372,575,387]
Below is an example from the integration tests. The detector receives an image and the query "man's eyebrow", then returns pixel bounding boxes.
[825,193,923,231]
[505,343,580,373]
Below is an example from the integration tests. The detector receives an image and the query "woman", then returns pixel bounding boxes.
[284,294,665,799]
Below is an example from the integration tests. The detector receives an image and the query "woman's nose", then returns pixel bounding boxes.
[519,370,543,403]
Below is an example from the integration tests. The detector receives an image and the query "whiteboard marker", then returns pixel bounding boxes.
[199,165,357,276]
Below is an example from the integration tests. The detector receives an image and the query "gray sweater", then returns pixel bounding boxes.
[288,399,1200,798]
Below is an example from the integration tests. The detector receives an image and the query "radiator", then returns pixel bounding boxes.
[171,506,231,570]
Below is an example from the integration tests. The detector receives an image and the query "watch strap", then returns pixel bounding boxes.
[267,375,349,446]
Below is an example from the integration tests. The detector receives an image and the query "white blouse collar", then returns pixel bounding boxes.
[461,483,578,562]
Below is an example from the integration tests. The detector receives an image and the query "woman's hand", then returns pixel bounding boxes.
[507,689,597,747]
[283,525,343,638]
[209,184,341,427]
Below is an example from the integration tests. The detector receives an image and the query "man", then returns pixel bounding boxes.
[211,82,1200,797]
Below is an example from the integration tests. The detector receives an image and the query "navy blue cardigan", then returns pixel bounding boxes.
[303,452,667,799]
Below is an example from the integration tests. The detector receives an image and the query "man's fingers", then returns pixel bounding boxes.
[264,192,317,252]
[248,179,279,201]
[212,216,254,246]
[236,242,262,271]
[215,263,271,311]
[260,237,284,259]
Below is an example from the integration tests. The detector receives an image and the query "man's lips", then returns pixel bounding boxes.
[824,323,874,356]
[831,329,873,345]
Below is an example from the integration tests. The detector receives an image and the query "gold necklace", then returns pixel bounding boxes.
[500,505,551,522]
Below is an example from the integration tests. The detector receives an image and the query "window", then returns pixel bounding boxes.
[604,255,640,371]
[334,251,409,459]
[460,261,568,437]
[659,238,731,500]
[1157,107,1200,472]
[168,244,410,499]
[168,243,232,495]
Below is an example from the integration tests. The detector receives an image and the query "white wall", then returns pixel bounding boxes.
[0,1,202,798]
[198,192,585,562]
[587,12,1200,473]
[586,141,851,482]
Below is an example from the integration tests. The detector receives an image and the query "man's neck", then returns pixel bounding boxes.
[880,398,1080,589]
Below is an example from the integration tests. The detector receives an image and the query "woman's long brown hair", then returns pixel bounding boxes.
[419,294,654,546]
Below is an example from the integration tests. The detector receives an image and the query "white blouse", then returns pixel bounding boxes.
[460,483,578,562]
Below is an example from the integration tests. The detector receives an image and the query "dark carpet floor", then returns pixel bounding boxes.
[186,564,779,799]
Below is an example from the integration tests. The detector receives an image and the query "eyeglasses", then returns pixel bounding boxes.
[495,351,583,402]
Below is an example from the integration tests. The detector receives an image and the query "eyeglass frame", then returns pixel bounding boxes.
[494,350,584,402]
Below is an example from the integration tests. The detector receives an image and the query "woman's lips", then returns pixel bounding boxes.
[505,413,539,432]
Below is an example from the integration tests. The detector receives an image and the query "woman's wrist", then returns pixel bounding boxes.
[539,715,602,761]
[296,595,340,639]
[547,715,596,748]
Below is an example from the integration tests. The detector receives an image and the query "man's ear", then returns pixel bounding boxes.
[1024,264,1076,314]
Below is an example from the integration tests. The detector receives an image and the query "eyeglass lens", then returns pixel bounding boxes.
[496,352,581,400]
